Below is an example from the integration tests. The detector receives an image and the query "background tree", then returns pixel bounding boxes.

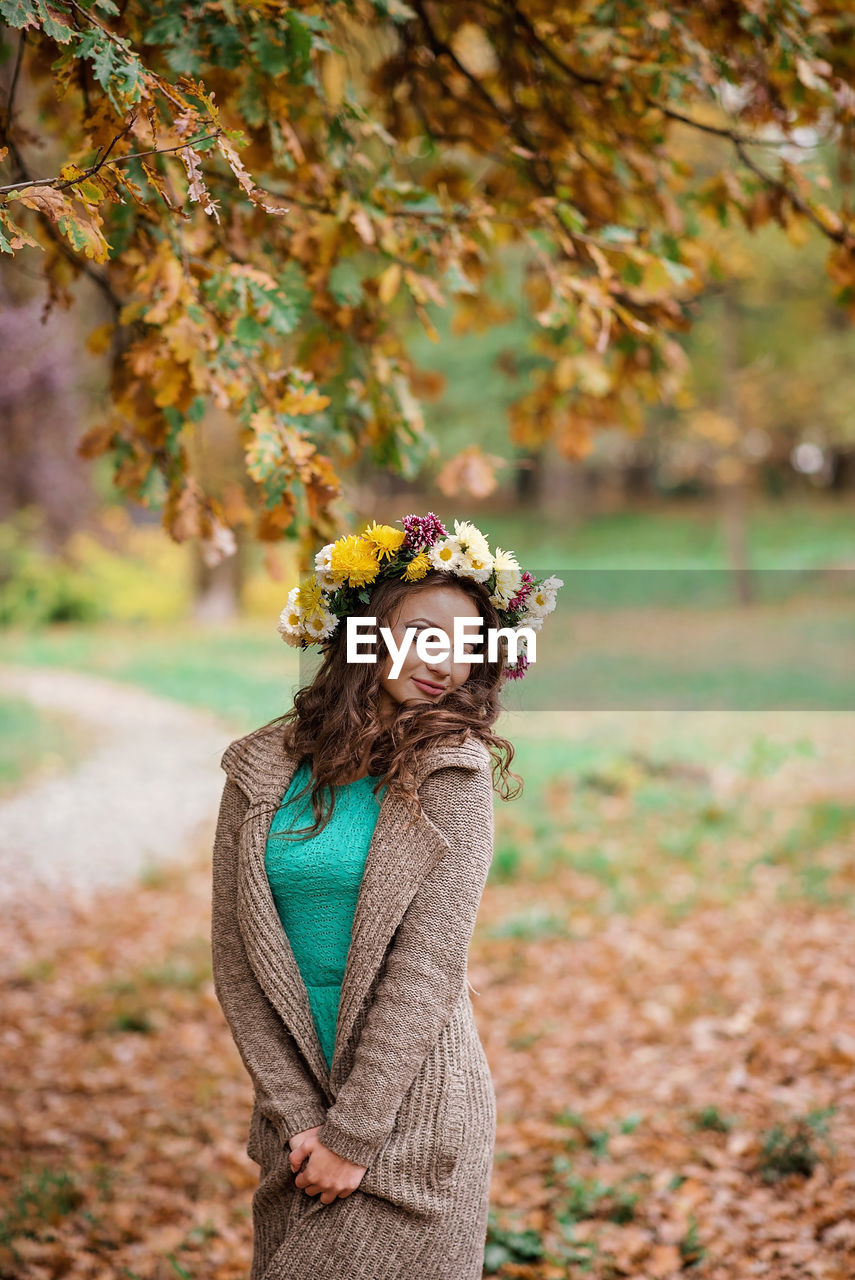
[1,0,853,574]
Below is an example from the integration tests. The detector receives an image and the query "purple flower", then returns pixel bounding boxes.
[504,650,531,680]
[399,512,449,552]
[507,571,535,611]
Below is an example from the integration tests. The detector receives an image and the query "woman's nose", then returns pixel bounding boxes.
[423,645,453,677]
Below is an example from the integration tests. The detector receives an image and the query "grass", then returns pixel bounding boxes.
[0,499,852,918]
[464,500,855,570]
[3,615,849,914]
[0,496,851,716]
[0,694,97,795]
[0,621,302,730]
[755,1109,837,1183]
[0,1165,86,1246]
[1,581,852,731]
[487,725,855,917]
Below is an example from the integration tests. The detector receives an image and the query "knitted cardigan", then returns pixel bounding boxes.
[211,721,497,1280]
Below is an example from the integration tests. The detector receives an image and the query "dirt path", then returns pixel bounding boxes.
[0,665,233,909]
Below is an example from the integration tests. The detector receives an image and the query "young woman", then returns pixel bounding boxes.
[210,515,560,1280]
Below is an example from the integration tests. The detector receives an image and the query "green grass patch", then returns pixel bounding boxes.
[691,1105,736,1133]
[484,1210,547,1272]
[0,694,95,795]
[0,621,301,730]
[493,729,844,917]
[0,1164,86,1247]
[755,1109,836,1182]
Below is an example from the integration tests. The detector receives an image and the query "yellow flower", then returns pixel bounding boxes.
[402,551,431,581]
[299,578,326,614]
[361,520,406,561]
[330,534,380,587]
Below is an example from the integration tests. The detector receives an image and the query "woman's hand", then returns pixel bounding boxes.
[288,1124,322,1161]
[288,1128,368,1204]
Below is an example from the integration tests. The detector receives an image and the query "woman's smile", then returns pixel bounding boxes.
[411,676,446,696]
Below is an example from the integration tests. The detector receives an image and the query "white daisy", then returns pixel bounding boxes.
[527,578,561,616]
[489,546,523,606]
[537,575,564,612]
[456,549,494,584]
[277,586,305,647]
[453,519,491,561]
[315,542,346,591]
[428,536,465,573]
[302,603,339,643]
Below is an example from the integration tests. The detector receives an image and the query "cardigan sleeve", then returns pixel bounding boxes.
[211,770,330,1145]
[314,762,495,1168]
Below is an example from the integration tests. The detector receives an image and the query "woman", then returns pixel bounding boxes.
[211,514,561,1280]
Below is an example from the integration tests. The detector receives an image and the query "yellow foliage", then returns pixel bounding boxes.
[377,263,402,304]
[66,510,189,622]
[691,409,738,447]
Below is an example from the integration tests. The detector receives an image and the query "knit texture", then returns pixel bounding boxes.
[211,722,497,1280]
[264,759,384,1070]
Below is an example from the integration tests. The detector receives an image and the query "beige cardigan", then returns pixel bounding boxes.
[211,721,497,1280]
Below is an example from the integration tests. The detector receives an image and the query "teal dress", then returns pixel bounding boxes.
[264,759,385,1070]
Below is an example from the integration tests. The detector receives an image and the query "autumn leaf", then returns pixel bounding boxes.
[0,207,41,253]
[15,185,111,260]
[178,145,220,222]
[435,445,508,499]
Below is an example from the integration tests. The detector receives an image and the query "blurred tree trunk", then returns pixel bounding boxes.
[188,406,251,621]
[192,529,248,622]
[720,285,754,606]
[0,272,97,549]
[515,448,544,505]
[541,442,590,529]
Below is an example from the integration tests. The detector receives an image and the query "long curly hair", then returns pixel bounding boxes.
[262,569,522,842]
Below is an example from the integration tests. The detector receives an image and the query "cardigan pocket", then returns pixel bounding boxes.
[432,1064,466,1189]
[355,1015,468,1217]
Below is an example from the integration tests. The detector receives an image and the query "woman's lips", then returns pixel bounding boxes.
[412,677,446,696]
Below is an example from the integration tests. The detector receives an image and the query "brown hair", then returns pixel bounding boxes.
[263,569,522,842]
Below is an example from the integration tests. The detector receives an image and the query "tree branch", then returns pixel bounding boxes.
[0,29,27,139]
[1,132,122,313]
[0,129,223,197]
[410,0,558,194]
[407,3,848,249]
[508,4,824,152]
[734,140,851,246]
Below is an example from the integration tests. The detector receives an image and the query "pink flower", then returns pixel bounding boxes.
[504,650,531,680]
[507,571,535,612]
[399,512,449,553]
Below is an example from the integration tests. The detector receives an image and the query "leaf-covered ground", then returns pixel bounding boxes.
[2,711,854,1279]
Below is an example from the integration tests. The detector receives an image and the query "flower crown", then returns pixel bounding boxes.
[277,512,563,680]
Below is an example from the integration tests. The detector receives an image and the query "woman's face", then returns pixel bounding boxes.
[376,584,482,724]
